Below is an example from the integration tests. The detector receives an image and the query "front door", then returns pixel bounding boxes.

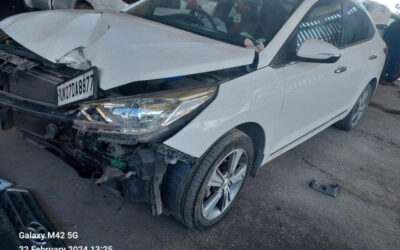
[271,0,347,153]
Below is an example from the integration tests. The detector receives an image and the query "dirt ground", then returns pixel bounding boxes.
[0,85,399,250]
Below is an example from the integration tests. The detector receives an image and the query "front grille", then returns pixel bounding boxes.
[0,49,63,105]
[9,69,64,105]
[0,42,82,106]
[0,188,65,249]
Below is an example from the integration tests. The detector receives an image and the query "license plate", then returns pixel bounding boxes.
[57,69,95,107]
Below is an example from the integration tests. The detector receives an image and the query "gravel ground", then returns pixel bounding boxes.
[0,88,399,250]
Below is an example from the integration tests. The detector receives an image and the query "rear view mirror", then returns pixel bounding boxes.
[296,39,341,63]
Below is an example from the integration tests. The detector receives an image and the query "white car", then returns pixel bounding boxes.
[23,0,137,10]
[0,0,385,229]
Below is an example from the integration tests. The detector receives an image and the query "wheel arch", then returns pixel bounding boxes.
[235,122,266,178]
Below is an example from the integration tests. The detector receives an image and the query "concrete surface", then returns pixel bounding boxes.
[0,86,399,250]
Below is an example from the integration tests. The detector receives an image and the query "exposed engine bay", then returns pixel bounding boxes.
[0,35,255,216]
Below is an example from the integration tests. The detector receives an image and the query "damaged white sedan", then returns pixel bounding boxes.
[0,0,385,230]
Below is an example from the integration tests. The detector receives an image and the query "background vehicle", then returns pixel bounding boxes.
[23,0,138,10]
[0,0,386,230]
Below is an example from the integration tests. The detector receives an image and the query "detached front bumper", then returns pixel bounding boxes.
[0,90,197,216]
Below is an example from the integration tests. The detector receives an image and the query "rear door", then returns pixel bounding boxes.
[270,0,347,153]
[339,0,379,107]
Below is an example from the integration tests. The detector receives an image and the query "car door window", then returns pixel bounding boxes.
[296,0,343,50]
[342,2,375,47]
[272,0,343,65]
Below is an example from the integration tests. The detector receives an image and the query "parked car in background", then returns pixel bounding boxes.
[0,0,386,230]
[23,0,138,10]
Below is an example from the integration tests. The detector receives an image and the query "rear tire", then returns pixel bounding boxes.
[164,129,254,230]
[335,84,373,131]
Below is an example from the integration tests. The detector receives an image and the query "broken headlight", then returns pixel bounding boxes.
[74,86,217,139]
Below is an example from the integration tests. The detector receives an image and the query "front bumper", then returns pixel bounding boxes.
[0,90,197,216]
[0,90,72,124]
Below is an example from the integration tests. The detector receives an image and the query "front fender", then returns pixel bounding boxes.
[164,67,284,160]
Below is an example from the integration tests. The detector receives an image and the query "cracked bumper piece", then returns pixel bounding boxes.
[0,188,65,248]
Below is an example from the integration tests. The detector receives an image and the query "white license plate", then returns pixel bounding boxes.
[57,69,95,107]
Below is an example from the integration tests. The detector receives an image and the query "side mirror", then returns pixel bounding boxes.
[296,39,341,63]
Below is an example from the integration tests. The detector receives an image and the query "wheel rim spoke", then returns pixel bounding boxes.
[228,150,243,176]
[352,109,361,124]
[203,189,222,218]
[230,166,246,184]
[221,187,231,210]
[208,169,225,187]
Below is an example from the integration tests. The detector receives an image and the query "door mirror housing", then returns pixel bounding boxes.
[296,39,341,63]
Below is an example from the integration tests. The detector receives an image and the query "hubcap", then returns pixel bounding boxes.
[351,86,371,127]
[202,149,248,221]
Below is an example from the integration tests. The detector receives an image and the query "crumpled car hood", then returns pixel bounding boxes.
[0,10,255,90]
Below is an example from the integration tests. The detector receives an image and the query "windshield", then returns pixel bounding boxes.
[127,0,303,49]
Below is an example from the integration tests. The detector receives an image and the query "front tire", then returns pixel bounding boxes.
[184,130,254,230]
[335,84,373,131]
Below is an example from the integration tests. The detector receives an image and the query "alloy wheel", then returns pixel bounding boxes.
[201,149,248,221]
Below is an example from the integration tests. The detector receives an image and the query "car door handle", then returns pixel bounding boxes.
[369,55,378,60]
[334,66,347,74]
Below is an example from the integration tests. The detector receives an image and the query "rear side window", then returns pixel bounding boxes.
[342,2,375,47]
[296,0,343,50]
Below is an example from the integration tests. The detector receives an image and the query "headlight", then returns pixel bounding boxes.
[74,86,217,140]
[57,48,91,70]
